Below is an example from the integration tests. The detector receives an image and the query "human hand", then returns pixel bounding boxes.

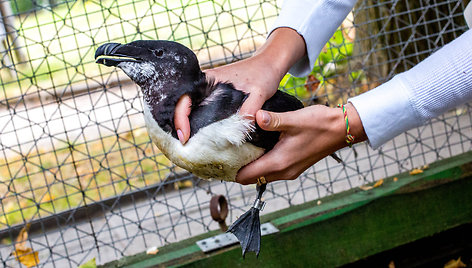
[174,27,306,144]
[173,57,281,144]
[236,103,367,185]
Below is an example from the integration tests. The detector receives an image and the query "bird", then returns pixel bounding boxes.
[95,40,339,256]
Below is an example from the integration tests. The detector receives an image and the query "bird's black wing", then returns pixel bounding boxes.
[252,90,304,150]
[187,82,247,137]
[186,81,304,151]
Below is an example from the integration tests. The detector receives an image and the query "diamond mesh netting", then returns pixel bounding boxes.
[0,0,470,266]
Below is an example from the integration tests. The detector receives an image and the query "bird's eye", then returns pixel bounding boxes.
[154,49,164,57]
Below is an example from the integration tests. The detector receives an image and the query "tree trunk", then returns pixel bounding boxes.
[353,0,469,84]
[0,0,25,63]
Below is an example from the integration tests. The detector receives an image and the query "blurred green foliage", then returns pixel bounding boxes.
[10,0,35,14]
[280,27,364,103]
[10,0,68,15]
[78,257,97,268]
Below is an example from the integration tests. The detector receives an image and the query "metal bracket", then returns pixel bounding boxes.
[196,222,279,253]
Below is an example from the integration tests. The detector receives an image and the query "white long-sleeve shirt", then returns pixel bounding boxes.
[271,0,472,149]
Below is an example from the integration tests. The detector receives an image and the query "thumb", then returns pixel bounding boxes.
[256,110,291,131]
[239,92,266,120]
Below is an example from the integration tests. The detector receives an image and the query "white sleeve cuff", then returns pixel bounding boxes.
[465,2,472,28]
[348,76,419,149]
[349,29,472,149]
[270,0,357,77]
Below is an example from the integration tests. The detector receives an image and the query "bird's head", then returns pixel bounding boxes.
[95,40,203,91]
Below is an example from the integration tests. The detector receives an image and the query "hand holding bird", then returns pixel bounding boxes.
[237,104,367,185]
[174,27,307,145]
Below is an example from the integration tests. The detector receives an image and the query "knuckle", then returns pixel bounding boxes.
[272,114,281,129]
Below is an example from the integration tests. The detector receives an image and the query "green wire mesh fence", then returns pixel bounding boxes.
[0,0,470,266]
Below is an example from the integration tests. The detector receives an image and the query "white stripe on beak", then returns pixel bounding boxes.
[95,55,138,61]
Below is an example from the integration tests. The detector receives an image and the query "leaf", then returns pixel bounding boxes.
[174,180,193,189]
[124,130,134,140]
[146,246,159,255]
[373,179,384,188]
[79,257,97,268]
[12,224,39,267]
[13,248,39,268]
[359,185,373,191]
[444,257,466,268]
[15,224,31,252]
[359,179,383,191]
[304,75,320,92]
[40,192,55,203]
[409,168,424,175]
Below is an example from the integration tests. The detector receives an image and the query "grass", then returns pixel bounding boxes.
[0,127,174,228]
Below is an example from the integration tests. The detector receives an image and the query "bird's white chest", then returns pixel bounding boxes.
[143,103,264,181]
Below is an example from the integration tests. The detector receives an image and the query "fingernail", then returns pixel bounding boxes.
[260,111,270,125]
[177,129,185,145]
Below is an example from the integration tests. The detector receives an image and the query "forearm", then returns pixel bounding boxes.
[349,29,472,149]
[345,103,368,144]
[270,0,358,77]
[325,103,368,149]
[252,27,306,85]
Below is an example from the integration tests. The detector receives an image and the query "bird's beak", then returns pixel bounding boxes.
[95,42,142,67]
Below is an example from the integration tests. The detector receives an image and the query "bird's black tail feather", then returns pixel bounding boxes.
[330,153,343,163]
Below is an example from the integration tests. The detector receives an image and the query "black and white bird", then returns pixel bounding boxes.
[95,40,335,256]
[95,40,303,181]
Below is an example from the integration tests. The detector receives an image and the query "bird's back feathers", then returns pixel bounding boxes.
[186,77,304,151]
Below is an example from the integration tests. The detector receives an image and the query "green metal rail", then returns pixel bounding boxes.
[102,151,472,267]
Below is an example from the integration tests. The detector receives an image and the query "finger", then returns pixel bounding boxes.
[174,94,192,144]
[256,110,293,131]
[239,92,266,119]
[236,151,282,185]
